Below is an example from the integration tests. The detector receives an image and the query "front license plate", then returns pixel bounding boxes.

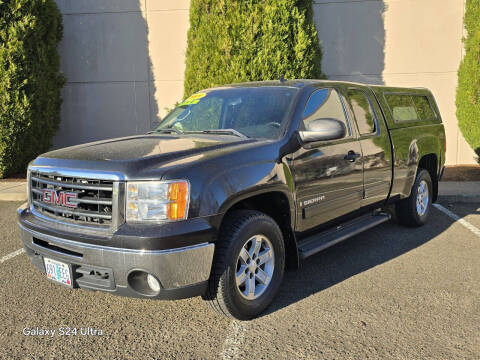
[44,258,72,287]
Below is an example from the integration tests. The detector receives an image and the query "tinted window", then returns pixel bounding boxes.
[347,89,376,135]
[412,95,436,120]
[385,94,419,122]
[302,88,350,136]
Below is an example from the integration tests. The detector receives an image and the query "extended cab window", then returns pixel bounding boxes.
[347,89,376,135]
[385,94,419,122]
[301,88,350,137]
[412,95,436,120]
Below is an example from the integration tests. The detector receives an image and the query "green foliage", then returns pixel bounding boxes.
[456,0,480,161]
[184,0,324,97]
[0,0,65,177]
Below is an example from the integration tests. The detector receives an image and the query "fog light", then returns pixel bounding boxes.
[147,274,161,293]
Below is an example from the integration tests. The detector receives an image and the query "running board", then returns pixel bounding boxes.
[298,212,391,260]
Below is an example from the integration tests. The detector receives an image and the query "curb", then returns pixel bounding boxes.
[0,194,27,202]
[0,182,27,202]
[437,195,480,204]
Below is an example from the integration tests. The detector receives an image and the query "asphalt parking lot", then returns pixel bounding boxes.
[0,201,479,359]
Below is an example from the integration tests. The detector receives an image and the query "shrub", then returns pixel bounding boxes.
[0,0,65,178]
[184,0,324,97]
[456,0,480,162]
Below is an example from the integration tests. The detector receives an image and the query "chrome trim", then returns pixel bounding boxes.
[20,222,211,255]
[27,170,32,206]
[28,165,123,232]
[72,197,113,205]
[31,188,113,205]
[29,207,111,233]
[20,221,215,288]
[32,200,112,220]
[111,182,124,230]
[28,165,125,181]
[31,175,113,191]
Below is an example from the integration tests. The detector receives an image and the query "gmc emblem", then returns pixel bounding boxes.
[42,189,78,208]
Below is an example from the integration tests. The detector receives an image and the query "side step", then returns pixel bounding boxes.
[298,212,391,260]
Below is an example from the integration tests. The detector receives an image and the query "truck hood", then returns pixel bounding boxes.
[33,134,262,179]
[43,134,254,162]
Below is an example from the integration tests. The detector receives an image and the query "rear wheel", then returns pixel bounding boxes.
[203,210,285,320]
[396,169,433,227]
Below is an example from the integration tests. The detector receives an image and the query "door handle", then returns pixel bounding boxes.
[344,150,361,162]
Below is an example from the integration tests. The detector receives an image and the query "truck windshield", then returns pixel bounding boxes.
[154,87,299,139]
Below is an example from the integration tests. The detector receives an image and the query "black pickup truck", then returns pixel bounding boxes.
[18,80,446,319]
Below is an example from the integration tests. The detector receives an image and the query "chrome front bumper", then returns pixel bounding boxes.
[18,206,215,300]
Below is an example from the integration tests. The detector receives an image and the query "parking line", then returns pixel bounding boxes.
[221,320,249,360]
[433,204,480,238]
[0,248,25,264]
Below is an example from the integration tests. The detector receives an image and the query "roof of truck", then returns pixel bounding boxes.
[210,79,432,94]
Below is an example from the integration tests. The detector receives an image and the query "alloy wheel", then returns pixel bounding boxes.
[235,235,275,300]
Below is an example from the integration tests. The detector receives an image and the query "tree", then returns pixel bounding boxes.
[456,0,480,162]
[184,0,324,97]
[0,0,65,177]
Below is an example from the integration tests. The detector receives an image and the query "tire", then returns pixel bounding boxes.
[203,210,285,320]
[396,169,433,227]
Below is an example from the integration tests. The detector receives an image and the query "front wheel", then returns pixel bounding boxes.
[203,210,285,320]
[396,169,433,227]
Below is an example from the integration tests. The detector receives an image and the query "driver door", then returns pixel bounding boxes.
[292,88,364,232]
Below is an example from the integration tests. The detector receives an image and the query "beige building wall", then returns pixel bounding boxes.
[314,0,476,165]
[52,0,190,149]
[53,0,475,165]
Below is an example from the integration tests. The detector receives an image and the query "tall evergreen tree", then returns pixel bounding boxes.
[0,0,65,177]
[184,0,324,97]
[456,0,480,161]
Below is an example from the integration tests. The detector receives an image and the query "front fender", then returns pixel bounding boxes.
[199,160,295,219]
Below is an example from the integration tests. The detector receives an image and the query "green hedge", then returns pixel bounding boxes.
[0,0,65,178]
[456,0,480,161]
[184,0,324,97]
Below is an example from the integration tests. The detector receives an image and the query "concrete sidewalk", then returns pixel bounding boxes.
[0,180,478,203]
[0,181,27,201]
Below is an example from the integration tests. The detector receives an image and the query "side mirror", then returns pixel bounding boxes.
[299,118,346,143]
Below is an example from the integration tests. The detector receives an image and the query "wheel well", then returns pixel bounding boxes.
[418,154,438,202]
[223,192,299,270]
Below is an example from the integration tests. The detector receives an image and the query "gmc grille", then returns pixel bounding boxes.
[30,171,115,227]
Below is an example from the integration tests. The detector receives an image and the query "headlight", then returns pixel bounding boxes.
[126,180,190,222]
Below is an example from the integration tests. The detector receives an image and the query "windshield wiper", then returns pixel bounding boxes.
[195,129,249,138]
[147,128,183,135]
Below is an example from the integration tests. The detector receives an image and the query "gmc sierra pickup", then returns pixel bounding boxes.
[17,80,446,319]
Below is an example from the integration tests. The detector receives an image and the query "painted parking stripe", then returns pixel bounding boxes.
[433,203,480,238]
[0,248,25,264]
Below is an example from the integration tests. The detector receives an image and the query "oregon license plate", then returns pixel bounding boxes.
[44,258,72,287]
